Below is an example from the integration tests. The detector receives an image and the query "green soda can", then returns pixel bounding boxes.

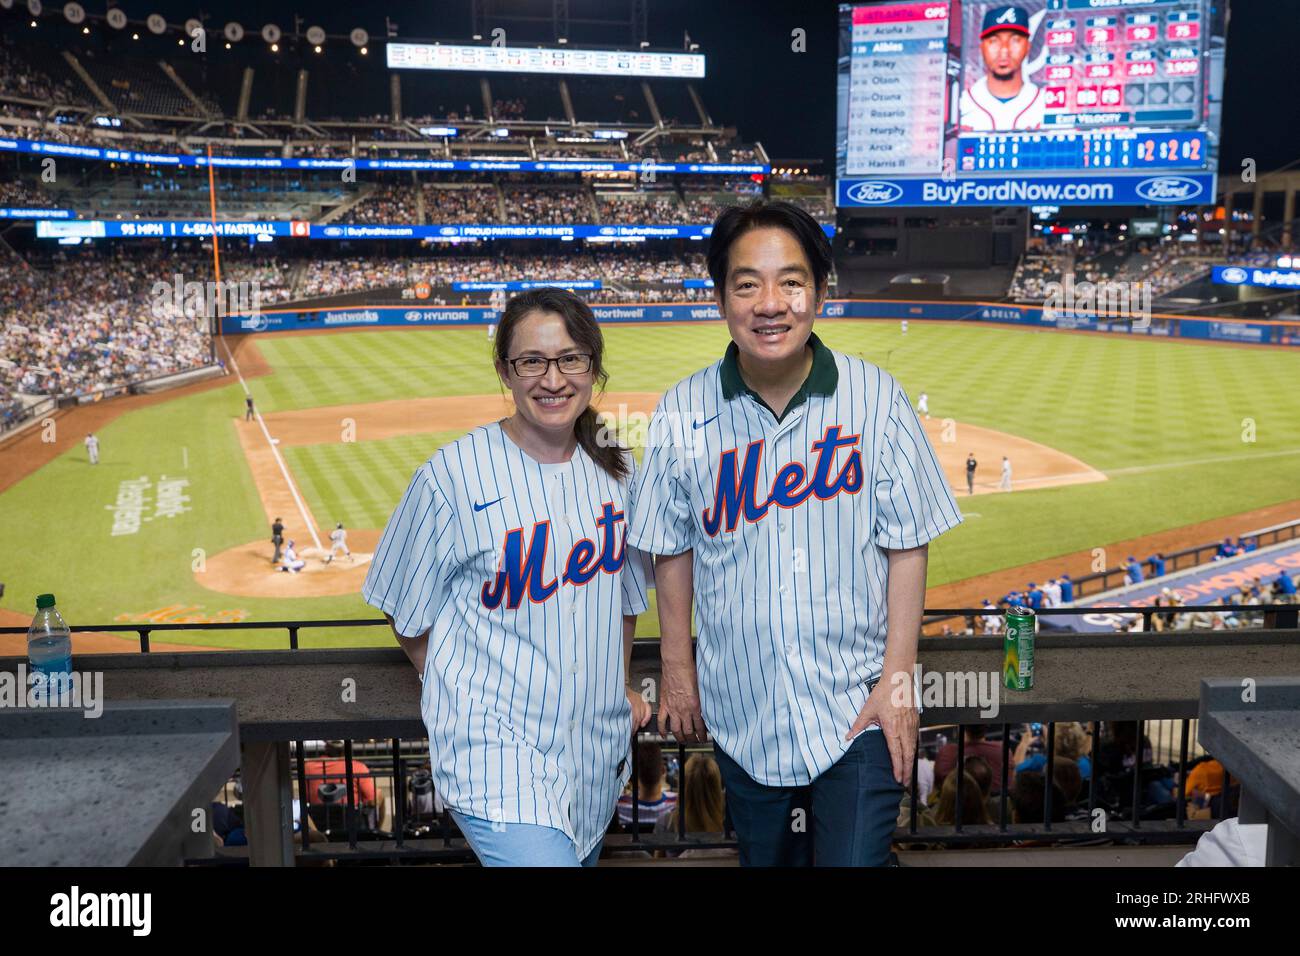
[1003,605,1036,691]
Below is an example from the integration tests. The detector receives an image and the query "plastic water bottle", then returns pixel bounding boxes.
[28,593,72,702]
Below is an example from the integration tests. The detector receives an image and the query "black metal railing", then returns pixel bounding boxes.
[4,613,1293,864]
[193,717,1230,864]
[2,603,1295,655]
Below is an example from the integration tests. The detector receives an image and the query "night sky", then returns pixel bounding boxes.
[91,0,1300,171]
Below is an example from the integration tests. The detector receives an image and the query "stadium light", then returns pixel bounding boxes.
[30,20,36,27]
[640,41,649,48]
[82,27,89,34]
[314,45,322,53]
[225,43,231,49]
[360,47,368,55]
[270,43,279,52]
[132,33,139,39]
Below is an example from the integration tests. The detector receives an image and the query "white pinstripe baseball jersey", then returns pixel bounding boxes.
[362,421,652,860]
[628,333,962,787]
[959,77,1044,131]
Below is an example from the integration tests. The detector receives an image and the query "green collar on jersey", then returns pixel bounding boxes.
[720,330,838,423]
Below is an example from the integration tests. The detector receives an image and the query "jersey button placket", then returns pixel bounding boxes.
[775,415,812,781]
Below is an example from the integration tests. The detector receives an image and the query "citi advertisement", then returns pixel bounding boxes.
[837,173,1216,207]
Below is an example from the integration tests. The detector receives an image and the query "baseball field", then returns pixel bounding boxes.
[2,317,1298,650]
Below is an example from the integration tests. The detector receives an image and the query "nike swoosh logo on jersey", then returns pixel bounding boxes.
[693,413,720,430]
[473,496,506,512]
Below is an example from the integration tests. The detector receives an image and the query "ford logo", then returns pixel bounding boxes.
[324,227,342,237]
[599,227,616,236]
[1134,176,1203,203]
[439,226,457,236]
[845,181,904,205]
[1220,267,1249,284]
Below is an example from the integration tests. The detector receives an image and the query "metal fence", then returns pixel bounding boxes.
[6,611,1288,863]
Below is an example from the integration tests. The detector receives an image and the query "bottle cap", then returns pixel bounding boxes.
[36,593,56,609]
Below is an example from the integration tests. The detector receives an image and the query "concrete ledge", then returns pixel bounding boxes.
[0,699,240,866]
[1198,677,1300,840]
[0,631,1296,737]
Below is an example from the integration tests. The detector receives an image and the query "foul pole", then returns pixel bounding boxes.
[206,144,221,361]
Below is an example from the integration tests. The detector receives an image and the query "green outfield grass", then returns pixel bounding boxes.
[2,320,1297,648]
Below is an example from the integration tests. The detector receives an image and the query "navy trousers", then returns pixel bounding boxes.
[714,729,904,867]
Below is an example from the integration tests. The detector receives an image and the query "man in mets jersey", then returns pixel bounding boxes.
[629,200,963,866]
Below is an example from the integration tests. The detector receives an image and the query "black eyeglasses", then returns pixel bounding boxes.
[507,354,594,377]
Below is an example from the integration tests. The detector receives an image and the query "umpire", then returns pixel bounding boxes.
[271,517,284,564]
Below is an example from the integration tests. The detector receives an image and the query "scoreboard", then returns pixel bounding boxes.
[836,0,1228,207]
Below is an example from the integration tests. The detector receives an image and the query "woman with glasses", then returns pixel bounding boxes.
[363,286,653,866]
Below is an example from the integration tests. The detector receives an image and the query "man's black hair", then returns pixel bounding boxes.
[706,199,833,300]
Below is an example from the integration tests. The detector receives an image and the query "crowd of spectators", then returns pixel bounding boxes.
[294,250,709,299]
[0,249,214,406]
[902,720,1225,832]
[596,192,691,224]
[346,185,419,224]
[718,144,760,164]
[1007,252,1072,300]
[584,285,713,304]
[503,186,589,224]
[682,191,747,221]
[536,146,625,159]
[948,533,1294,638]
[0,40,82,104]
[422,185,500,222]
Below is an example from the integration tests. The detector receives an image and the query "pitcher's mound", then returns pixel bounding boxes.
[198,530,381,598]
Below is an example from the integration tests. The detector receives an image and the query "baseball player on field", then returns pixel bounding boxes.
[629,200,963,866]
[84,433,100,465]
[959,6,1043,132]
[279,539,306,573]
[363,287,653,867]
[324,522,352,564]
[917,391,929,419]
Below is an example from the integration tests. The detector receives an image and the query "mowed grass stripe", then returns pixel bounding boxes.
[285,430,472,531]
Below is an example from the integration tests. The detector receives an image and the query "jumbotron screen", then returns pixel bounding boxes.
[835,0,1228,207]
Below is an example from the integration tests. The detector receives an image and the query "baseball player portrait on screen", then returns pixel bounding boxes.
[959,5,1045,132]
[362,288,653,867]
[628,201,963,866]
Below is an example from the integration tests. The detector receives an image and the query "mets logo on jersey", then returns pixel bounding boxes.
[702,425,864,536]
[481,502,627,609]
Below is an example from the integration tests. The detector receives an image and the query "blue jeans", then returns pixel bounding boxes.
[450,810,603,867]
[714,729,904,867]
